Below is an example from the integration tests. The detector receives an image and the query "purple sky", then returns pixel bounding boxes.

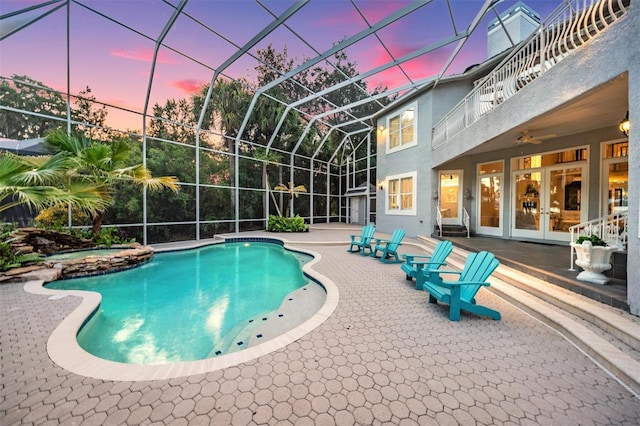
[0,0,560,131]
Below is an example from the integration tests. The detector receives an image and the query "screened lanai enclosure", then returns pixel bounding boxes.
[1,0,548,244]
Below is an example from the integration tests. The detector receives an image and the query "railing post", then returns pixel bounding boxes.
[539,27,546,74]
[569,245,576,271]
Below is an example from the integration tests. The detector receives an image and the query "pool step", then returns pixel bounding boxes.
[206,312,273,358]
[247,283,326,346]
[416,236,640,395]
[207,282,327,357]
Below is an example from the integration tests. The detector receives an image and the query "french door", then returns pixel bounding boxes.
[512,165,586,242]
[439,170,463,225]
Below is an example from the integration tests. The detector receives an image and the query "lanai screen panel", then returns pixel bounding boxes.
[0,0,560,243]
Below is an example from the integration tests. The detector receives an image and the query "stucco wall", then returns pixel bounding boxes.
[625,5,639,316]
[432,9,635,168]
[375,80,473,237]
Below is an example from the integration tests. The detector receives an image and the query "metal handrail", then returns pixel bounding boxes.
[433,0,630,148]
[568,212,628,271]
[436,204,443,238]
[463,207,470,238]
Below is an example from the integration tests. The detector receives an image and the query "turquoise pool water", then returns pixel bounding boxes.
[46,241,312,365]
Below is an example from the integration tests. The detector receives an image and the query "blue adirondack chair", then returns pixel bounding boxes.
[422,251,501,321]
[401,240,453,289]
[347,224,376,255]
[371,229,406,263]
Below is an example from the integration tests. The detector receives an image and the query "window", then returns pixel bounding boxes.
[386,103,416,153]
[385,172,416,215]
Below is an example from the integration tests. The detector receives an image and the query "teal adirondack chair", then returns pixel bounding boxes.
[371,229,406,263]
[401,240,453,289]
[347,224,376,255]
[422,251,501,321]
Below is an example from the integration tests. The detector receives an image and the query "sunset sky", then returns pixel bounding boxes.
[0,0,560,131]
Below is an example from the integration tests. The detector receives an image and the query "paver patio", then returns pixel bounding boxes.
[2,226,639,425]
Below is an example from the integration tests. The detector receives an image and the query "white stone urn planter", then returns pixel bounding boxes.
[571,240,617,285]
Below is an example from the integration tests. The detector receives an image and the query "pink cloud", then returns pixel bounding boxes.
[110,48,177,64]
[357,1,409,25]
[170,79,204,95]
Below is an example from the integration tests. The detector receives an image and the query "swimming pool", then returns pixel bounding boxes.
[46,241,318,365]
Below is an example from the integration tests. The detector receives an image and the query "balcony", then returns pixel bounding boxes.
[432,0,630,149]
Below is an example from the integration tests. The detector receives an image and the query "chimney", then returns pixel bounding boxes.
[487,1,540,58]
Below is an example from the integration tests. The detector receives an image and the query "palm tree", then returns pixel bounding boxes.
[0,152,109,216]
[273,181,307,217]
[45,130,179,236]
[254,148,283,216]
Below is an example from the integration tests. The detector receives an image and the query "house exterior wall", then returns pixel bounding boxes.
[432,4,639,314]
[375,3,639,314]
[376,80,474,237]
[432,9,633,168]
[625,4,639,316]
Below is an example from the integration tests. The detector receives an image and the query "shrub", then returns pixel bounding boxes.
[267,215,308,232]
[576,234,607,246]
[0,230,43,272]
[73,227,136,247]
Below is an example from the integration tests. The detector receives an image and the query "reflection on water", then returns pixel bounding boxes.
[47,242,311,364]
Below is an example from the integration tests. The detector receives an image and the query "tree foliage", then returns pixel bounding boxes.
[0,75,66,139]
[45,130,180,236]
[0,151,109,215]
[1,43,391,235]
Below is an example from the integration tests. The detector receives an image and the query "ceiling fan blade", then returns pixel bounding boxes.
[536,133,557,140]
[516,131,557,144]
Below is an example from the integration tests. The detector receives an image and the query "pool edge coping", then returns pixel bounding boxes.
[24,239,340,382]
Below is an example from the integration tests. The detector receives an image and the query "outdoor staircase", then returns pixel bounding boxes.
[433,224,468,238]
[415,236,640,396]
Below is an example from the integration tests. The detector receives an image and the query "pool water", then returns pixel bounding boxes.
[46,242,313,365]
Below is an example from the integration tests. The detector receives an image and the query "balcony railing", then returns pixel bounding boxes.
[432,0,630,149]
[568,211,628,270]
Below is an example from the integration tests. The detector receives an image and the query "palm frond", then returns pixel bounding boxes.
[143,176,180,192]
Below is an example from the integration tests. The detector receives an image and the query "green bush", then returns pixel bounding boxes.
[0,230,43,272]
[576,234,606,246]
[71,227,136,247]
[267,215,308,232]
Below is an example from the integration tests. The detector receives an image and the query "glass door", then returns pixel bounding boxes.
[546,166,585,241]
[513,170,542,238]
[512,166,586,242]
[602,159,628,217]
[439,170,462,225]
[477,161,503,236]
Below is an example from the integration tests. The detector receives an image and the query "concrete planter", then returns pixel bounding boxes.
[571,241,617,285]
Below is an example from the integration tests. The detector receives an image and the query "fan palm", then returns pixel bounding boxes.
[273,181,307,217]
[45,130,179,236]
[0,152,109,215]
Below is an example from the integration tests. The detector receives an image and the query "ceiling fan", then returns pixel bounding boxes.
[516,130,557,145]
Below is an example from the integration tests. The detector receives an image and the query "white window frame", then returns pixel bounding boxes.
[386,102,417,154]
[384,171,417,215]
[599,138,628,217]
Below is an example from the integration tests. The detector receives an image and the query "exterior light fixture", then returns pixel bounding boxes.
[378,181,384,191]
[464,188,472,199]
[432,190,439,200]
[619,111,629,136]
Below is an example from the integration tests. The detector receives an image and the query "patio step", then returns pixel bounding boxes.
[433,225,468,238]
[416,235,640,396]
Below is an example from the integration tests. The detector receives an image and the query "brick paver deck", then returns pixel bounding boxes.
[2,226,639,425]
